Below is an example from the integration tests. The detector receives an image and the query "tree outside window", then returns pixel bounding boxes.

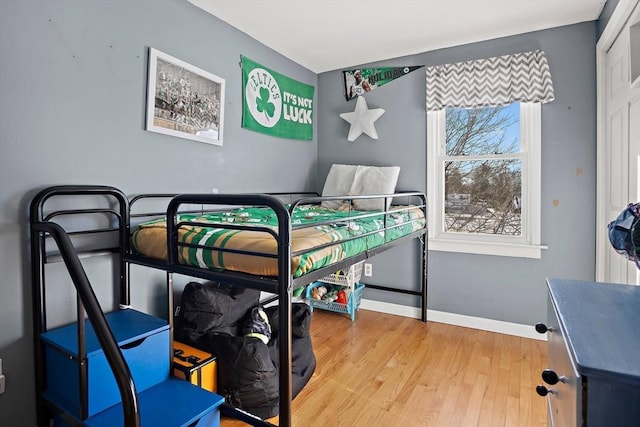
[444,103,522,236]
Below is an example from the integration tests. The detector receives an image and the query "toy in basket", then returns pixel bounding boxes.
[306,261,365,321]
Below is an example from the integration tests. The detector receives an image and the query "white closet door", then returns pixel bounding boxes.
[629,81,640,282]
[601,2,640,285]
[605,27,633,284]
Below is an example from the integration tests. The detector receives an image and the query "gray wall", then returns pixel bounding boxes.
[317,22,598,325]
[0,0,316,424]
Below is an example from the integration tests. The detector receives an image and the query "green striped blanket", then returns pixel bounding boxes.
[132,204,425,278]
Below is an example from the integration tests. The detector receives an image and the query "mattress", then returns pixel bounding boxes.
[131,204,425,278]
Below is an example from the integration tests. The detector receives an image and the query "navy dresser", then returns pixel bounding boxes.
[537,279,640,426]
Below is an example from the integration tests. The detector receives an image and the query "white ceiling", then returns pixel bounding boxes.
[189,0,606,73]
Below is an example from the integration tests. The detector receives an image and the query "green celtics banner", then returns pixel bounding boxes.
[343,66,424,101]
[241,56,314,141]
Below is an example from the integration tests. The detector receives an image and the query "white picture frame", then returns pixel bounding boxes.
[146,48,225,146]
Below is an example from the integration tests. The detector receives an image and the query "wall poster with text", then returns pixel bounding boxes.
[241,56,315,141]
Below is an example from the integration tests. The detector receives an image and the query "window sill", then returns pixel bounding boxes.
[428,238,547,259]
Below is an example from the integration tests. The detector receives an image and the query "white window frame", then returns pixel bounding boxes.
[426,102,546,259]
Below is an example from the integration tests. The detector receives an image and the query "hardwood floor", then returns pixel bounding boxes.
[221,308,548,427]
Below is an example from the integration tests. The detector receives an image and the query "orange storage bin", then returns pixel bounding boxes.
[173,341,217,392]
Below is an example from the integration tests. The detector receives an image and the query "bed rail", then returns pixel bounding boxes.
[128,191,428,324]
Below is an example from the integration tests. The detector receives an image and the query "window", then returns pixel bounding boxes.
[425,50,554,258]
[427,102,544,258]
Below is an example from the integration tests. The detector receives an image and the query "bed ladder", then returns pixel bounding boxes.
[30,186,224,427]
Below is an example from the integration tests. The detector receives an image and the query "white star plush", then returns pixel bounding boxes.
[339,96,385,142]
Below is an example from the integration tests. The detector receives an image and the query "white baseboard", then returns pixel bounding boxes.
[359,298,546,341]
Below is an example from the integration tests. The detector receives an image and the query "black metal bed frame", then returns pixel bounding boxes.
[30,185,428,427]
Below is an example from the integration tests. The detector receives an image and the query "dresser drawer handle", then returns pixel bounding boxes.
[542,369,565,385]
[536,385,555,397]
[535,323,553,334]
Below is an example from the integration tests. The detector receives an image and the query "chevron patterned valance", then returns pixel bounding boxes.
[425,50,555,110]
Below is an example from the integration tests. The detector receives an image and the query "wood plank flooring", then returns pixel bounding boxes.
[221,308,548,427]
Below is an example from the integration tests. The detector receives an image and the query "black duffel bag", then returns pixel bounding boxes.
[174,281,260,343]
[201,333,280,420]
[265,303,316,399]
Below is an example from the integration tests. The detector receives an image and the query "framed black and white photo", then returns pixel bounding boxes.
[146,48,225,146]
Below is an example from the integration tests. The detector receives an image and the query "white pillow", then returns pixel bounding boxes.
[320,164,401,211]
[321,164,358,209]
[351,165,401,211]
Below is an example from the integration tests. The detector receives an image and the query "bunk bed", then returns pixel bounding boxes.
[30,184,428,427]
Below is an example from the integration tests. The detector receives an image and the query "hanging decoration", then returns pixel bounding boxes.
[241,56,315,141]
[339,96,385,142]
[343,66,424,101]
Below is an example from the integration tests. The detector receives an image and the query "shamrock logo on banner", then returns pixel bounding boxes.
[256,87,276,122]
